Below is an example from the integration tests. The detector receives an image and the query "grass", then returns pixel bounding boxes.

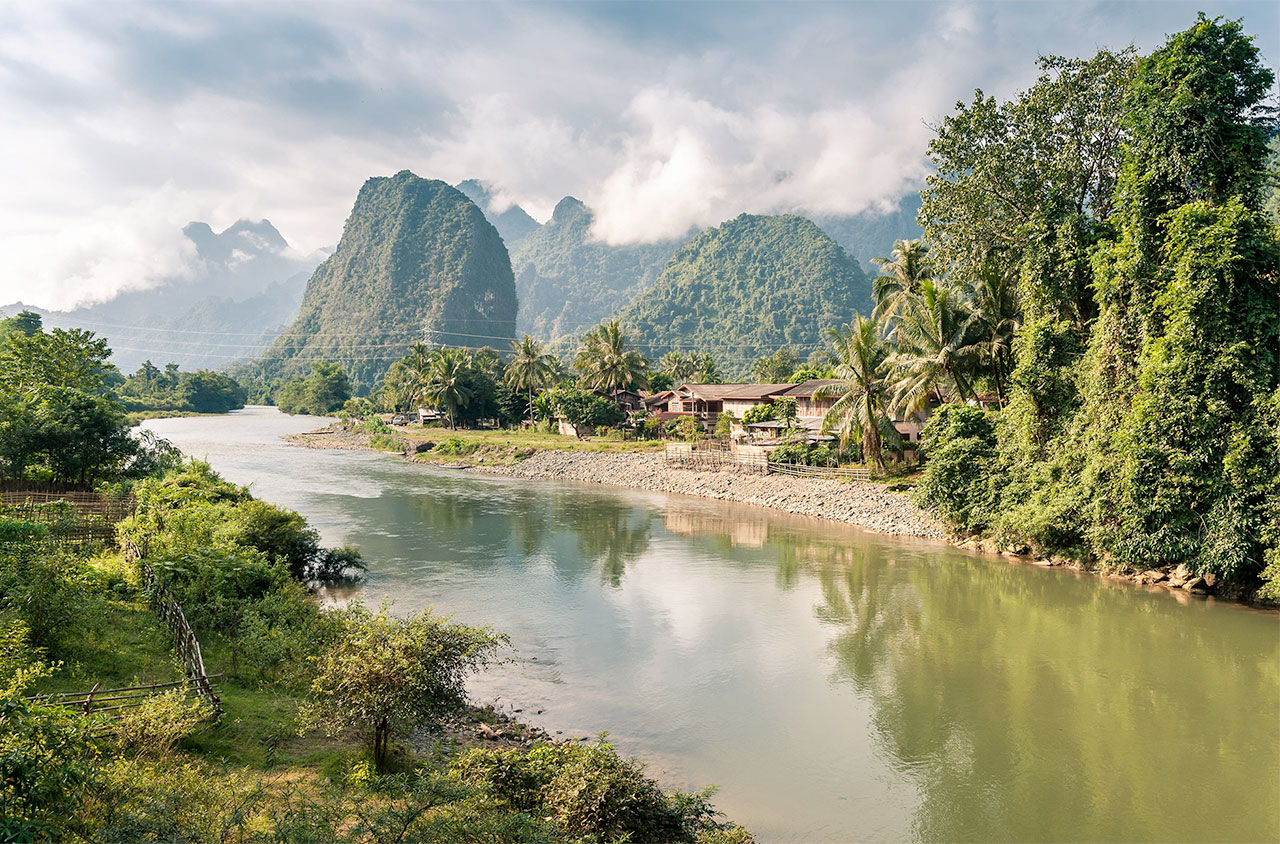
[31,550,346,776]
[34,553,184,695]
[401,424,665,453]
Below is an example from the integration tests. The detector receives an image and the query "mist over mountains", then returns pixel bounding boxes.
[3,219,324,373]
[6,170,924,384]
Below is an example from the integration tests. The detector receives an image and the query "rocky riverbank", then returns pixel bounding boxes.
[473,450,944,539]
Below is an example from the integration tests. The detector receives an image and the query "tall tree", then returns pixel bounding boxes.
[886,280,984,413]
[506,335,557,424]
[574,319,649,394]
[813,316,897,472]
[871,239,932,330]
[424,349,474,429]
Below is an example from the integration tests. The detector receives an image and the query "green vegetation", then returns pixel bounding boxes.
[301,603,505,770]
[619,214,871,376]
[660,351,720,384]
[511,196,683,341]
[1,459,745,841]
[274,361,352,415]
[259,171,518,391]
[120,360,247,415]
[0,312,180,485]
[907,16,1279,596]
[573,319,650,393]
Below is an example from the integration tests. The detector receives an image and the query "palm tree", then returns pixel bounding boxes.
[813,316,896,472]
[689,352,720,383]
[872,239,931,333]
[966,260,1021,405]
[660,351,694,382]
[886,279,984,414]
[506,335,557,424]
[575,319,650,394]
[423,348,474,429]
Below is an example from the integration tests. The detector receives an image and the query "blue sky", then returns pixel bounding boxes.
[0,0,1275,309]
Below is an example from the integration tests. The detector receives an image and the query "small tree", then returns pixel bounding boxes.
[713,410,735,440]
[673,415,704,443]
[301,603,505,771]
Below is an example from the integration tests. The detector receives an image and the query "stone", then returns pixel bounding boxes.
[1167,564,1193,587]
[1183,576,1208,593]
[414,441,435,453]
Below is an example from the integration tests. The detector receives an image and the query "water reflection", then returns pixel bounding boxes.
[811,553,1280,843]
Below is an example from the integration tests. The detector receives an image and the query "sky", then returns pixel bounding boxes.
[1,0,1276,311]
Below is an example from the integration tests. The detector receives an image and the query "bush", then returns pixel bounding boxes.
[431,437,479,457]
[301,603,506,771]
[110,690,210,758]
[150,547,288,636]
[369,434,407,452]
[0,621,99,842]
[912,404,1000,533]
[452,740,749,843]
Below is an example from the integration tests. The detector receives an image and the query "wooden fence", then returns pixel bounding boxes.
[1,489,136,543]
[28,676,222,717]
[126,541,222,716]
[664,443,871,481]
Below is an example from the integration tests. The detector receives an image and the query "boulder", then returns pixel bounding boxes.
[1167,564,1193,588]
[1183,576,1209,594]
[414,441,435,453]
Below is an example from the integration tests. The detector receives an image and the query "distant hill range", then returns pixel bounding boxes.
[507,196,685,343]
[260,171,517,390]
[6,173,923,384]
[4,219,322,374]
[616,214,872,375]
[458,181,921,348]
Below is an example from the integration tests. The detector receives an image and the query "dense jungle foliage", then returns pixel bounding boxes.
[511,197,684,343]
[259,171,518,391]
[619,214,871,376]
[911,16,1280,596]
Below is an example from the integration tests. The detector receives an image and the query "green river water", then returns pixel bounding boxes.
[144,407,1280,843]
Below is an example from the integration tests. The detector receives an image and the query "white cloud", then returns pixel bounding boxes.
[0,0,1273,309]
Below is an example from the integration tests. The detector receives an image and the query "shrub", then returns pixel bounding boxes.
[431,437,479,457]
[0,621,99,842]
[369,434,407,452]
[673,415,704,442]
[300,603,506,771]
[452,740,748,843]
[150,547,288,636]
[110,690,210,758]
[912,404,1000,533]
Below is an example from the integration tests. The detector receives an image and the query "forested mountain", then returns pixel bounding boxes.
[259,171,517,390]
[509,196,684,342]
[7,219,321,372]
[816,193,924,276]
[456,179,542,249]
[617,214,871,374]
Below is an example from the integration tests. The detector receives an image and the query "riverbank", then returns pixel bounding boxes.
[285,422,1269,604]
[476,449,943,539]
[286,425,942,539]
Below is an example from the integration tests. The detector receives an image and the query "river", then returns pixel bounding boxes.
[143,407,1280,843]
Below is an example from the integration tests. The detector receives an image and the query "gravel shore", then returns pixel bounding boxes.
[474,450,944,539]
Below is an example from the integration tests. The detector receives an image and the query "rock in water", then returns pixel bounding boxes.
[261,171,517,390]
